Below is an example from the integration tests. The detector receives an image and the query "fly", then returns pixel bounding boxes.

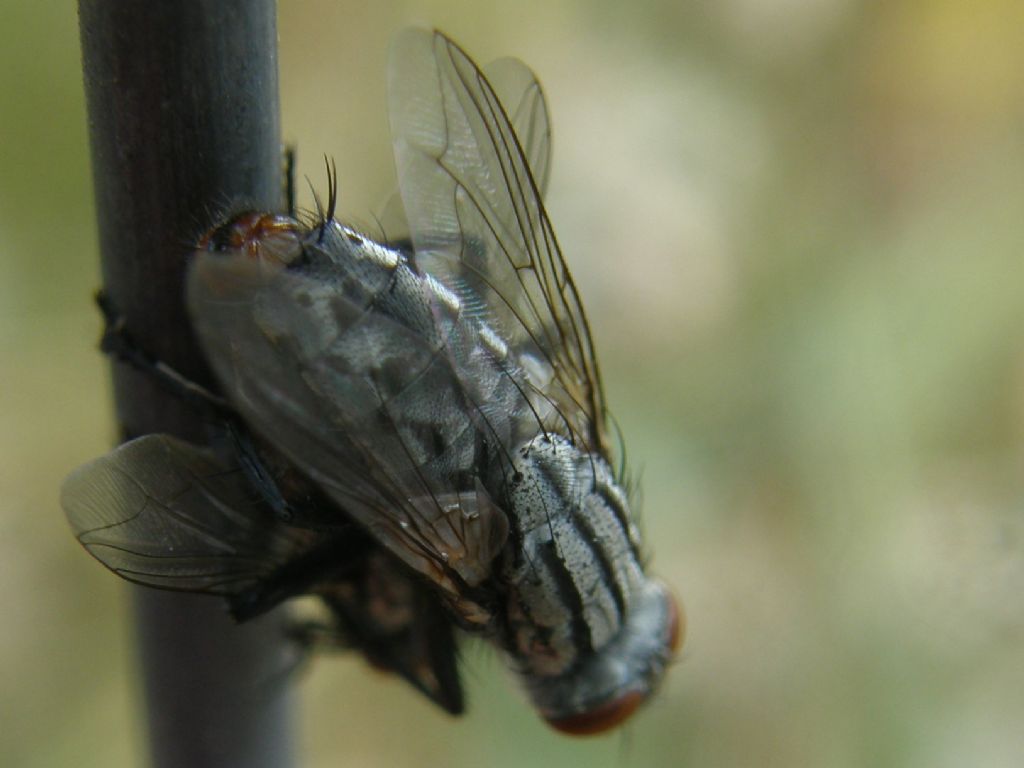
[62,28,682,734]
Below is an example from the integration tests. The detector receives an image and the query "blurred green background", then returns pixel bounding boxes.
[2,1,1023,766]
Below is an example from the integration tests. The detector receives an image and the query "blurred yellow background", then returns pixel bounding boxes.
[2,1,1023,766]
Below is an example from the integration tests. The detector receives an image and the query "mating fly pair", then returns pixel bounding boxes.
[62,29,681,734]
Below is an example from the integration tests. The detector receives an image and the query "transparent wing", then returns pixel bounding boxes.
[61,434,308,596]
[188,253,506,619]
[388,29,608,453]
[377,51,551,247]
[64,435,466,709]
[484,56,551,194]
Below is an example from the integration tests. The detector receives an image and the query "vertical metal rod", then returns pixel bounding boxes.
[78,2,295,766]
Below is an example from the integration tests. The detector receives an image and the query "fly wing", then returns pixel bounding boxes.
[61,434,310,597]
[388,29,608,454]
[64,435,467,709]
[377,52,551,248]
[483,55,551,195]
[187,253,506,621]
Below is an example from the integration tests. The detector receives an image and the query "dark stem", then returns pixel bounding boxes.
[78,2,295,766]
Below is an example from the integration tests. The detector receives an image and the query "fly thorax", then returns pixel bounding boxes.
[300,223,425,326]
[499,433,680,731]
[499,434,641,669]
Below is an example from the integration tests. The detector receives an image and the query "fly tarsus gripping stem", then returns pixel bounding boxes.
[95,290,234,417]
[96,292,321,529]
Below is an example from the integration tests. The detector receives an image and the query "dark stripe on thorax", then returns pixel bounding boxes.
[537,538,592,656]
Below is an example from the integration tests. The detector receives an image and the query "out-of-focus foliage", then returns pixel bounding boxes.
[2,2,1022,766]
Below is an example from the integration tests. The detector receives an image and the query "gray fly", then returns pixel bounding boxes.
[62,28,682,734]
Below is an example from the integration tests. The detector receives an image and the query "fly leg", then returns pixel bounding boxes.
[228,536,372,674]
[95,290,319,526]
[279,602,463,714]
[96,290,232,416]
[285,615,352,657]
[254,613,355,694]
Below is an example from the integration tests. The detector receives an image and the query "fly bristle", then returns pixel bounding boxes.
[326,155,338,222]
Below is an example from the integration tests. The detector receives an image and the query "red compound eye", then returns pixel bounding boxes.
[546,591,684,736]
[546,690,647,736]
[666,590,685,655]
[199,212,302,265]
